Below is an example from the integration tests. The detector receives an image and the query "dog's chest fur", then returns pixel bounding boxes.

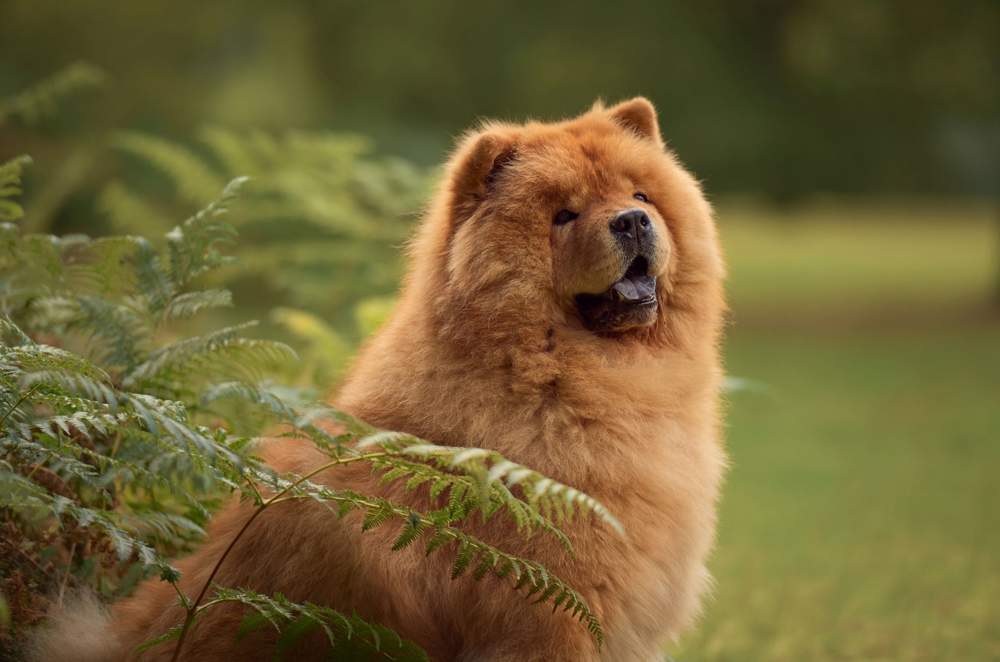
[338,339,724,659]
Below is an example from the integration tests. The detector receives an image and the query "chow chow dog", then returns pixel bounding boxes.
[33,97,726,661]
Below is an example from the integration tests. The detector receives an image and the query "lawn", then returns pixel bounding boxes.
[718,198,997,318]
[672,202,1000,661]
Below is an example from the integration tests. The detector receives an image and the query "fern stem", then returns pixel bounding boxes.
[108,429,123,458]
[57,542,76,606]
[168,451,387,662]
[0,383,40,431]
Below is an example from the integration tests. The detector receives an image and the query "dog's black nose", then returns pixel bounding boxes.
[609,208,653,247]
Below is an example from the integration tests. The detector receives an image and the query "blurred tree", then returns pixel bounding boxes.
[1,0,996,199]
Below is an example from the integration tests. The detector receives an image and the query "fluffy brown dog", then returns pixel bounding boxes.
[33,97,726,661]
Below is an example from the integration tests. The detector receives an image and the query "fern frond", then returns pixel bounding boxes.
[3,342,112,384]
[0,62,106,125]
[0,155,32,222]
[165,177,244,288]
[192,587,429,661]
[163,289,233,320]
[177,339,298,386]
[271,478,604,646]
[61,295,148,370]
[122,321,257,387]
[131,237,174,314]
[20,370,119,408]
[124,323,295,391]
[63,236,143,298]
[123,392,238,465]
[367,454,573,552]
[0,314,33,345]
[3,353,238,472]
[114,132,226,206]
[0,470,161,566]
[200,381,298,421]
[357,432,624,535]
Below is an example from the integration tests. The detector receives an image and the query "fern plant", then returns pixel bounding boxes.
[103,127,431,357]
[0,151,619,660]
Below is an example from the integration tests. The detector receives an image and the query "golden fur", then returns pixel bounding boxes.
[31,98,726,661]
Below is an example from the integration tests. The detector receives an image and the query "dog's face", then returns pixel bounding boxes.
[438,97,720,343]
[547,164,672,334]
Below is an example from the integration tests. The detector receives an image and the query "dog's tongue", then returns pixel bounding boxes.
[610,275,656,302]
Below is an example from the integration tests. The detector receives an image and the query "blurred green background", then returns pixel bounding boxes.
[1,2,997,659]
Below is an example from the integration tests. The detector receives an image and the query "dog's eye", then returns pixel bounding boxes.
[633,192,650,203]
[553,209,579,226]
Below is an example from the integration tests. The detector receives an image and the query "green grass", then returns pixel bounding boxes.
[718,198,997,317]
[672,201,1000,661]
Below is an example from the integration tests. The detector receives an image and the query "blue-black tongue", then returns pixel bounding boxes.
[610,274,656,302]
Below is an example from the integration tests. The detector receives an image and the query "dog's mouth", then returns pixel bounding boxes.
[575,255,658,333]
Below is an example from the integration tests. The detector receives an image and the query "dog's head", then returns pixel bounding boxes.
[415,97,723,350]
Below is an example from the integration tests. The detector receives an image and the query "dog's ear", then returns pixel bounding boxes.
[449,128,518,219]
[608,97,662,146]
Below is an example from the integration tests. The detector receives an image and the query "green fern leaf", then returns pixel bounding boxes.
[451,539,476,579]
[361,501,394,531]
[163,289,233,320]
[0,62,105,125]
[390,515,424,551]
[114,132,226,206]
[0,155,31,222]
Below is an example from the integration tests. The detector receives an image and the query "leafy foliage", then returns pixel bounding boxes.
[359,430,624,535]
[0,62,106,126]
[207,587,430,661]
[0,152,617,658]
[105,127,432,362]
[0,156,32,223]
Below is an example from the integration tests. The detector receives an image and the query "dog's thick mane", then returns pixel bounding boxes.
[339,103,725,430]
